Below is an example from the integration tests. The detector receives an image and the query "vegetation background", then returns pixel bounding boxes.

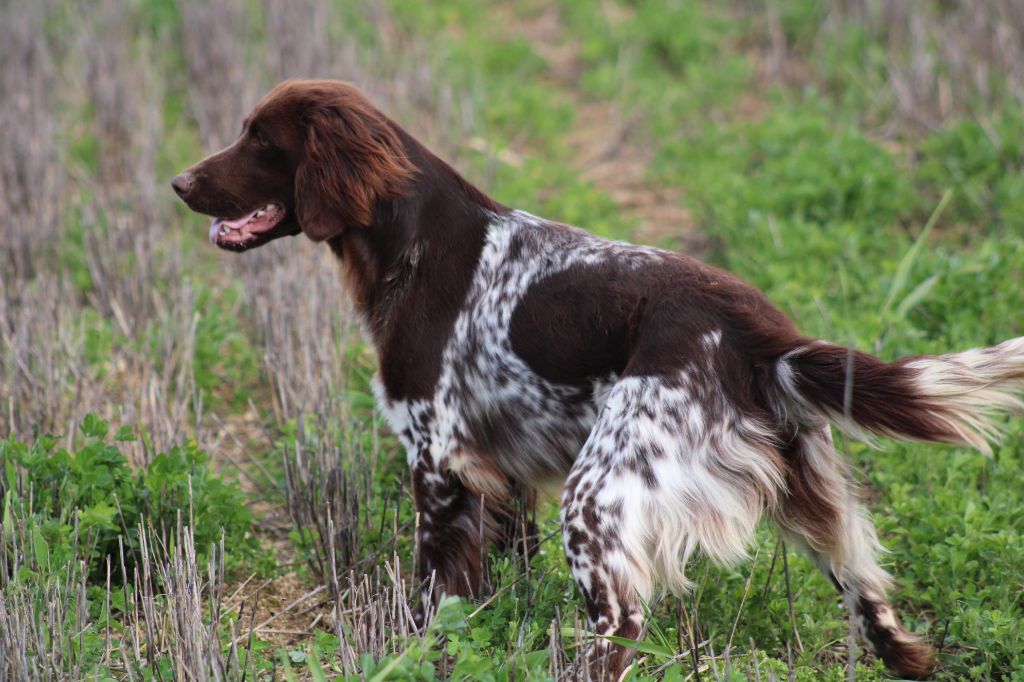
[2,0,1023,679]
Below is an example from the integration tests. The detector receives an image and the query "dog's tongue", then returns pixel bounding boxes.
[220,209,258,229]
[209,208,259,243]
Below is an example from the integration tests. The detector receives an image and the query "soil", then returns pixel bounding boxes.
[501,3,705,254]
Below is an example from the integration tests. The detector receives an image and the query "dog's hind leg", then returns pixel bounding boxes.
[773,425,938,679]
[560,454,650,678]
[560,374,784,678]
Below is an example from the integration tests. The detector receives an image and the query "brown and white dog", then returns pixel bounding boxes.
[173,79,1024,679]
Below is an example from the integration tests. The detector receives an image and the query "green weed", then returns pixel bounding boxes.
[1,414,258,584]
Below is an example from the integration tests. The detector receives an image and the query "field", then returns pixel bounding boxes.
[2,0,1023,679]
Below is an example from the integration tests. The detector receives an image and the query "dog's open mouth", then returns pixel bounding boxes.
[209,203,285,247]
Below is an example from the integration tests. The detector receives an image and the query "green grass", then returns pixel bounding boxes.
[4,0,1023,679]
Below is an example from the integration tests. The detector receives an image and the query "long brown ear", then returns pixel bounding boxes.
[295,89,417,241]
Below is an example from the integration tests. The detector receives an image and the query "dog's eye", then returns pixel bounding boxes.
[250,128,271,149]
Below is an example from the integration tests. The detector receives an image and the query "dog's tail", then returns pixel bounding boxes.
[773,337,1024,452]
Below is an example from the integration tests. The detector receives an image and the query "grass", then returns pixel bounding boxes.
[2,0,1023,679]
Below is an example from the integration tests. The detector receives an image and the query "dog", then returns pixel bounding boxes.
[173,79,1024,679]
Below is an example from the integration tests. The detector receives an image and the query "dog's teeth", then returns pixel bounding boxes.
[265,203,274,212]
[219,226,229,236]
[255,209,266,217]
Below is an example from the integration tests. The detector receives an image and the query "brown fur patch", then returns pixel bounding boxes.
[279,80,418,239]
[786,343,959,444]
[777,429,843,550]
[858,597,939,680]
[448,449,510,501]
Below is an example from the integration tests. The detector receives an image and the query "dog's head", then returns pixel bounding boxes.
[172,80,417,251]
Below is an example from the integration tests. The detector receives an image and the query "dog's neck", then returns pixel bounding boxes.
[326,129,503,399]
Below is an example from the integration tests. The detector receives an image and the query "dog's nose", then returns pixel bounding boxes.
[171,172,194,197]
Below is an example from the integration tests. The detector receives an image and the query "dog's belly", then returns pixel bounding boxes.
[456,372,616,487]
[375,371,607,491]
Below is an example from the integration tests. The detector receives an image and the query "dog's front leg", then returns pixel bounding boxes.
[411,458,488,614]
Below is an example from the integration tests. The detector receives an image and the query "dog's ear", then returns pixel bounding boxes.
[295,91,416,241]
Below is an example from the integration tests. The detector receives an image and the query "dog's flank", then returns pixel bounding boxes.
[173,79,1024,680]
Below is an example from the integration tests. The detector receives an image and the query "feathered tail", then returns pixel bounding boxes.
[774,337,1024,453]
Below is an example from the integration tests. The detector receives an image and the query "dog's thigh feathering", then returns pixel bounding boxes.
[560,373,785,676]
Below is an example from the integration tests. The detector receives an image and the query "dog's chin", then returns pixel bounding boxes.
[208,203,298,251]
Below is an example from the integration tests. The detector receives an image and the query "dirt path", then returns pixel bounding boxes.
[502,4,704,253]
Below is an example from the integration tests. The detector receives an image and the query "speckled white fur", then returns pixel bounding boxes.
[375,210,667,485]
